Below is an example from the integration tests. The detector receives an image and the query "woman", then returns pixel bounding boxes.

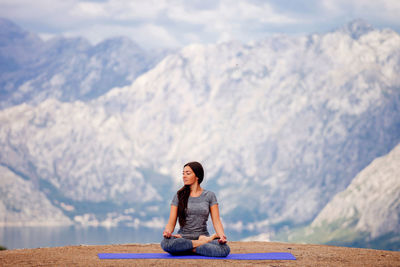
[161,161,230,257]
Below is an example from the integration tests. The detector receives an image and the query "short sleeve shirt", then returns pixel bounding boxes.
[171,190,218,239]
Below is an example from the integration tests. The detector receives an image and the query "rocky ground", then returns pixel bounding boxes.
[0,241,399,266]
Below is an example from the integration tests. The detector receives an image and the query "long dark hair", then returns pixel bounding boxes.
[177,161,204,227]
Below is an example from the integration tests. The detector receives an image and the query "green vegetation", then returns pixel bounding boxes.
[0,245,7,250]
[273,217,400,251]
[286,217,360,243]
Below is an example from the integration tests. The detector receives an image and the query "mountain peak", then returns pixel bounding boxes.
[340,19,374,39]
[93,36,143,53]
[0,17,22,34]
[0,17,42,44]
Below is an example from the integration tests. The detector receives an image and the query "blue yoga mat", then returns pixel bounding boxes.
[98,252,296,260]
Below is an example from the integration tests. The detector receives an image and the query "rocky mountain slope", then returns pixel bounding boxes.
[0,166,72,226]
[0,18,169,109]
[280,143,400,250]
[312,143,400,238]
[0,20,399,250]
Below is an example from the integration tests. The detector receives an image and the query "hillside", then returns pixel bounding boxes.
[281,143,400,250]
[0,166,71,226]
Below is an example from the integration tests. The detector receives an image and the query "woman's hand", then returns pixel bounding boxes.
[163,230,182,239]
[163,205,178,239]
[210,204,228,245]
[163,230,172,238]
[218,235,227,244]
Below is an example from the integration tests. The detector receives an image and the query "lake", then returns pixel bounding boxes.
[0,226,252,250]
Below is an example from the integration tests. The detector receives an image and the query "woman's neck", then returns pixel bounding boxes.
[190,183,202,197]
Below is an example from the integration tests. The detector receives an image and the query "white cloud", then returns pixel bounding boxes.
[0,0,77,26]
[63,23,180,49]
[167,1,298,30]
[0,0,399,49]
[127,23,181,48]
[70,0,168,20]
[321,0,400,22]
[165,0,300,44]
[71,2,107,18]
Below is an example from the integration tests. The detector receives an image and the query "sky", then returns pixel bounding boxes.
[0,0,399,49]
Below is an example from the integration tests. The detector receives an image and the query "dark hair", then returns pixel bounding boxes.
[177,161,204,227]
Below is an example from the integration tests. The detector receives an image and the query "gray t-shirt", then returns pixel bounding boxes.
[171,190,218,240]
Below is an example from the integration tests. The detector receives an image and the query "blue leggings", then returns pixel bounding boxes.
[161,237,230,257]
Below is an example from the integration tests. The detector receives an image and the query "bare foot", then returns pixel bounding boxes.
[198,234,217,243]
[192,235,215,252]
[171,234,182,238]
[198,235,209,242]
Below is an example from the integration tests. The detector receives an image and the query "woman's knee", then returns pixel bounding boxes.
[160,237,193,254]
[196,241,230,257]
[161,237,173,252]
[214,242,230,257]
[220,243,230,257]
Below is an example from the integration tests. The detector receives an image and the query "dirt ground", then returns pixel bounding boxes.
[0,241,399,267]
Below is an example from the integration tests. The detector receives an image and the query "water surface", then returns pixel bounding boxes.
[0,226,250,250]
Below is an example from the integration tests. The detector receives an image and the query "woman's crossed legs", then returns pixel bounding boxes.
[161,234,230,257]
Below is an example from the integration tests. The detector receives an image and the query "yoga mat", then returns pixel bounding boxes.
[98,252,296,260]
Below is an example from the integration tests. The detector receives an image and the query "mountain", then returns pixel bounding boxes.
[0,19,399,245]
[280,143,400,250]
[0,166,72,226]
[0,18,170,109]
[338,19,374,39]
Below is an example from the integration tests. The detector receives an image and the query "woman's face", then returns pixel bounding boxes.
[182,165,197,186]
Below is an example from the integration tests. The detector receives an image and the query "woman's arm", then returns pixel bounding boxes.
[163,205,178,238]
[210,204,227,243]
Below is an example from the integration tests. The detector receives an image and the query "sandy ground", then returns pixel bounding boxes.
[0,241,399,266]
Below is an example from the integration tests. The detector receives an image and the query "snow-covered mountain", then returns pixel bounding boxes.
[0,19,399,246]
[0,18,169,109]
[281,143,400,250]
